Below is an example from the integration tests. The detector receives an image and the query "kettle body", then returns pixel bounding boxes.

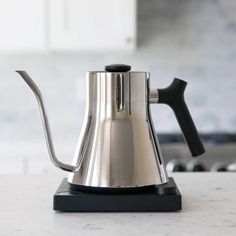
[68,70,168,188]
[16,64,204,190]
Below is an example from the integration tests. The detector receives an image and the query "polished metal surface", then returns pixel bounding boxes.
[68,71,168,187]
[17,70,169,188]
[162,133,236,172]
[16,71,80,172]
[149,89,159,103]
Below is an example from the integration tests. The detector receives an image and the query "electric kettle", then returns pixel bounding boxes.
[16,64,205,191]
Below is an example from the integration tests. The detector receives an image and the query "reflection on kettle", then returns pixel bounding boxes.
[16,64,205,191]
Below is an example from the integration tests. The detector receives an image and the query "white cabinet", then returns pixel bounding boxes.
[0,0,136,52]
[0,0,45,51]
[49,0,136,51]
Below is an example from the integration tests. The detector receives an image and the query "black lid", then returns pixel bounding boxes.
[105,64,131,72]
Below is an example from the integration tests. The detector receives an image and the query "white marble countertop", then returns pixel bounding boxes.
[0,173,235,236]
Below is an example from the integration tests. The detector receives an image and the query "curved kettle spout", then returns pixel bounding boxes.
[16,71,79,172]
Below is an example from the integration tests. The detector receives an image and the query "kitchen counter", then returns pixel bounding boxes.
[0,173,235,236]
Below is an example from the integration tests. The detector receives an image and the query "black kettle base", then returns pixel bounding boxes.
[53,178,181,212]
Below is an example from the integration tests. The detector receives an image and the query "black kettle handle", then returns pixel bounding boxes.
[158,78,205,157]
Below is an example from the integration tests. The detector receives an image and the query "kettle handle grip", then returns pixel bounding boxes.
[16,71,78,172]
[157,78,205,157]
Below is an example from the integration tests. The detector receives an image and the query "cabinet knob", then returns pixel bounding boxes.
[187,160,206,172]
[166,160,186,172]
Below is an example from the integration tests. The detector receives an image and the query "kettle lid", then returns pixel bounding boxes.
[87,64,149,79]
[105,64,131,72]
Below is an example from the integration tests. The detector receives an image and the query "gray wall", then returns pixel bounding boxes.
[1,0,236,159]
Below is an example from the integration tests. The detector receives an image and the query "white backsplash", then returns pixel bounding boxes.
[0,0,236,174]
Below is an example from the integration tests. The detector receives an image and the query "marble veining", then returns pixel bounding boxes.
[0,173,235,236]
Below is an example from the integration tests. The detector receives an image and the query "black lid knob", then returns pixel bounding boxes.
[105,64,131,72]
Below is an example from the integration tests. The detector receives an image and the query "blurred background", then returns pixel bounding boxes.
[0,0,236,174]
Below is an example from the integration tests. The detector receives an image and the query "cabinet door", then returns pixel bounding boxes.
[0,0,45,51]
[49,0,136,51]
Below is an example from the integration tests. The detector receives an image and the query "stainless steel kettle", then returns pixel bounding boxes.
[16,64,205,190]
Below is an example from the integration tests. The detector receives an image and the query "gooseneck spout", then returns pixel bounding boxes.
[16,71,78,172]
